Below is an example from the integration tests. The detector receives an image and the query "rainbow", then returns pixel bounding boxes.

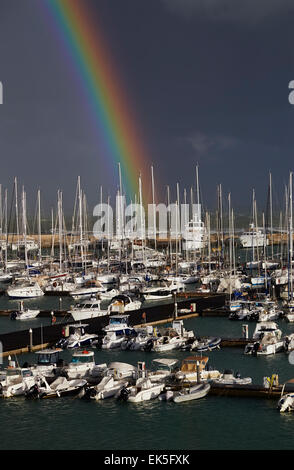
[42,0,152,202]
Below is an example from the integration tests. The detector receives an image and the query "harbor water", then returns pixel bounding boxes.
[0,294,294,450]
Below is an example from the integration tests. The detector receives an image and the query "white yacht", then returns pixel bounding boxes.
[101,315,137,350]
[109,294,142,313]
[69,298,108,321]
[244,325,284,356]
[7,280,44,299]
[182,211,207,251]
[239,224,268,248]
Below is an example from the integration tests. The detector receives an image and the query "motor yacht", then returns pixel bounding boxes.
[57,323,99,349]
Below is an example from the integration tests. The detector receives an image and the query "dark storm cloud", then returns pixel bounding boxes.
[162,0,294,23]
[0,0,294,215]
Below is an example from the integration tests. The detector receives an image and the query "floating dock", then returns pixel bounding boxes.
[209,382,294,399]
[0,293,227,357]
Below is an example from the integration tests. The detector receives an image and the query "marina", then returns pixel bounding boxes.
[2,0,294,455]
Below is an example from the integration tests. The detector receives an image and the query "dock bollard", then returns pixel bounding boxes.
[29,328,33,352]
[242,324,249,339]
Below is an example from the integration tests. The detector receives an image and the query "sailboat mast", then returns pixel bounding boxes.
[151,165,156,251]
[38,189,41,266]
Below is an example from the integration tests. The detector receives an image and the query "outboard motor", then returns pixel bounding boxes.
[95,336,104,350]
[26,384,41,400]
[117,386,130,401]
[83,385,98,400]
[143,339,154,352]
[252,342,260,356]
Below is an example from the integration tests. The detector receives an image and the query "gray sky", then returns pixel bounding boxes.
[0,0,294,217]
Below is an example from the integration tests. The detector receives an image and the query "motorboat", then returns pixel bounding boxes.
[69,286,101,300]
[57,323,99,349]
[23,348,64,380]
[68,298,108,321]
[145,334,185,353]
[84,375,129,401]
[278,393,294,412]
[108,294,142,313]
[101,314,137,350]
[252,322,281,340]
[211,369,252,385]
[116,362,165,403]
[175,356,221,383]
[0,368,38,398]
[239,224,268,248]
[148,358,179,384]
[143,320,195,352]
[228,307,252,321]
[98,288,120,301]
[172,382,211,403]
[26,376,87,399]
[244,331,284,356]
[106,362,138,381]
[7,281,44,299]
[96,274,118,285]
[61,350,107,380]
[120,327,155,351]
[284,334,294,353]
[257,306,282,322]
[10,301,40,320]
[189,336,221,353]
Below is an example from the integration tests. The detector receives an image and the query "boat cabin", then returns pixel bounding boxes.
[70,350,95,364]
[74,299,101,310]
[108,314,129,325]
[35,348,62,366]
[179,356,209,373]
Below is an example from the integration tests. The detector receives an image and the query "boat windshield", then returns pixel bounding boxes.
[37,352,59,365]
[71,356,93,364]
[109,317,127,325]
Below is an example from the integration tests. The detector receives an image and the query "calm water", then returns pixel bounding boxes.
[0,295,294,450]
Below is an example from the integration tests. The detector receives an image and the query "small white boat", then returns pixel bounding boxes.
[0,368,38,398]
[61,350,107,380]
[175,356,221,383]
[212,369,252,385]
[244,331,284,356]
[109,294,142,313]
[148,358,179,383]
[10,308,40,321]
[7,281,44,299]
[57,323,99,349]
[117,362,165,403]
[190,337,221,353]
[25,348,64,379]
[172,382,211,403]
[85,376,129,400]
[101,314,137,350]
[26,376,87,399]
[69,286,101,300]
[278,392,294,412]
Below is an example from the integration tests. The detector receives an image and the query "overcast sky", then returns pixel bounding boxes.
[0,0,294,217]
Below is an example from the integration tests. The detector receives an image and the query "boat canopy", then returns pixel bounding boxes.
[152,358,178,368]
[180,356,209,372]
